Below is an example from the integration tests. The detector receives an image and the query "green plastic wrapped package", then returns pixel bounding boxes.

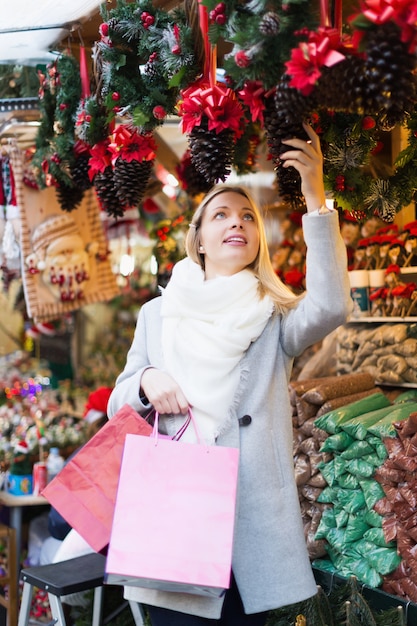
[355,539,402,575]
[325,526,348,552]
[314,392,391,434]
[317,485,339,504]
[393,389,417,403]
[341,405,399,440]
[364,508,383,527]
[363,527,395,548]
[334,455,350,479]
[317,459,336,486]
[340,439,374,459]
[315,507,336,540]
[349,558,383,588]
[344,512,370,543]
[367,435,389,460]
[345,454,380,478]
[334,507,349,529]
[358,478,385,509]
[337,472,360,489]
[337,488,366,513]
[320,431,355,453]
[367,402,417,438]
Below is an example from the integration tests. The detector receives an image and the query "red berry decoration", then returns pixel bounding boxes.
[99,23,109,37]
[112,92,120,101]
[335,174,345,191]
[59,103,67,111]
[235,51,250,68]
[362,116,376,130]
[172,44,181,55]
[215,14,227,25]
[153,105,167,120]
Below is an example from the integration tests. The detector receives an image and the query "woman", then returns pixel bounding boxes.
[107,123,353,625]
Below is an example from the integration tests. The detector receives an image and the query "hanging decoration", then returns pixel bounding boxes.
[177,0,245,186]
[31,53,84,212]
[20,185,119,322]
[77,0,202,217]
[267,0,417,217]
[88,126,157,218]
[25,0,417,224]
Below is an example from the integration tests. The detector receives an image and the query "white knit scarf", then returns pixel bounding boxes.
[161,257,274,444]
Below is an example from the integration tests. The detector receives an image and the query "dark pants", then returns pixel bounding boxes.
[146,575,268,626]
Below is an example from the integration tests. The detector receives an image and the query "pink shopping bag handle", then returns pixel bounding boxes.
[153,408,203,444]
[143,408,191,441]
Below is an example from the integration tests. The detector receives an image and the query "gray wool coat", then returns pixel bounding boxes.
[107,210,353,619]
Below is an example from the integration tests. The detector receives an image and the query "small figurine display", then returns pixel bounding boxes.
[7,439,33,495]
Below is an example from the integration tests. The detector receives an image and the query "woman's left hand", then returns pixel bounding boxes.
[280,123,326,213]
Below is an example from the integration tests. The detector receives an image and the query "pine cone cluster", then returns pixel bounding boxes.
[312,22,417,128]
[264,76,311,208]
[71,153,93,192]
[56,182,84,212]
[259,11,281,36]
[94,167,125,218]
[363,21,417,130]
[313,56,369,114]
[189,123,235,187]
[181,163,213,197]
[113,158,153,208]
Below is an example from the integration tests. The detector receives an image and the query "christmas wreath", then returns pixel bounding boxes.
[31,53,86,212]
[265,0,417,216]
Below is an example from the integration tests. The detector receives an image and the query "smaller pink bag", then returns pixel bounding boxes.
[105,410,240,597]
[42,404,153,553]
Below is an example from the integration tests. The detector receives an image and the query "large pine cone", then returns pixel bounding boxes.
[264,77,311,208]
[94,167,126,218]
[177,150,213,197]
[313,55,370,114]
[56,182,84,212]
[189,122,235,186]
[71,153,93,192]
[363,21,417,129]
[113,158,153,208]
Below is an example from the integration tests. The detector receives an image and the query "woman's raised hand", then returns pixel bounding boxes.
[279,123,326,213]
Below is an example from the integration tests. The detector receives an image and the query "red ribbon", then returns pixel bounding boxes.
[79,45,90,99]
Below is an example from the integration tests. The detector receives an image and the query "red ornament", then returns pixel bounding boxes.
[111,92,120,101]
[59,103,68,111]
[172,44,181,55]
[141,12,155,28]
[362,116,376,130]
[215,14,227,25]
[99,23,109,37]
[235,51,250,68]
[153,105,167,120]
[335,174,345,191]
[371,141,384,155]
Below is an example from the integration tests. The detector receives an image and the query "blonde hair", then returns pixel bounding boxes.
[185,185,304,314]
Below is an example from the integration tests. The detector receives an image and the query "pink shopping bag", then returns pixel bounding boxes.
[42,404,153,553]
[105,411,240,597]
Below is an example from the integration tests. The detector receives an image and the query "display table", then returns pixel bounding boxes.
[0,491,49,583]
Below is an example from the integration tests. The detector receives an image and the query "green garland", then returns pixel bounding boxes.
[315,107,417,222]
[99,0,202,132]
[31,53,81,190]
[202,0,318,90]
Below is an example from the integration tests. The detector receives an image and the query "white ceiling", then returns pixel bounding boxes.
[0,0,103,64]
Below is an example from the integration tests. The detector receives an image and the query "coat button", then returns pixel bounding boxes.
[238,415,252,427]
